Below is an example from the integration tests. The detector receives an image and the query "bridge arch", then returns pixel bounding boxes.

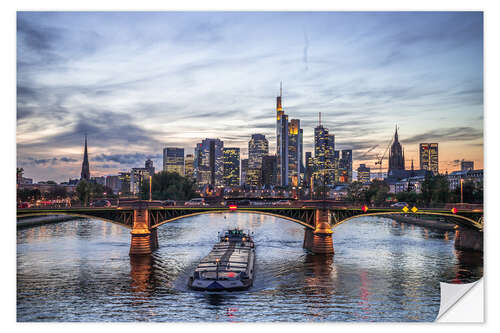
[332,211,482,231]
[17,212,132,229]
[150,210,315,230]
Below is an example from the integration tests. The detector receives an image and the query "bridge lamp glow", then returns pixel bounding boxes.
[451,207,458,214]
[229,205,238,211]
[362,205,368,213]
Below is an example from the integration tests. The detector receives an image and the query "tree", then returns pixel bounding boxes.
[346,181,365,203]
[140,171,196,201]
[76,180,91,206]
[364,180,390,206]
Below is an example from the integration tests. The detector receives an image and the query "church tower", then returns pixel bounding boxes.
[388,126,405,173]
[81,134,90,181]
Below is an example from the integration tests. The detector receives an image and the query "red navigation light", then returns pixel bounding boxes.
[362,205,368,213]
[451,207,458,214]
[229,205,238,211]
[227,272,235,278]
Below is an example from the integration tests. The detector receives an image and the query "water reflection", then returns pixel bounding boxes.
[17,214,483,322]
[130,255,153,294]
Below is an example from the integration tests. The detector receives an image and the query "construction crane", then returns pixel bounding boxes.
[358,144,379,161]
[374,136,394,179]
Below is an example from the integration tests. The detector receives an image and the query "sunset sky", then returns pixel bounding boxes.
[16,11,483,183]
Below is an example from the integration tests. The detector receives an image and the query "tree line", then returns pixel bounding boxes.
[345,175,483,207]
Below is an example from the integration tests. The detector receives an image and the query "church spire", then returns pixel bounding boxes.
[81,134,90,181]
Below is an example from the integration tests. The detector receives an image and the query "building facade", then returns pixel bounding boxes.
[448,169,483,191]
[357,164,370,183]
[288,119,303,187]
[261,155,277,187]
[276,83,289,187]
[195,138,224,188]
[240,158,249,187]
[130,168,151,195]
[419,143,439,175]
[313,114,336,185]
[338,149,353,183]
[105,175,121,194]
[163,148,184,175]
[118,172,131,194]
[247,134,269,187]
[223,147,240,187]
[461,160,474,171]
[185,154,195,179]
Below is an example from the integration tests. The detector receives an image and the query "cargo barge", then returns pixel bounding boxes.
[188,229,255,291]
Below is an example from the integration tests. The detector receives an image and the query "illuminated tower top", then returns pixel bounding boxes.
[80,134,90,181]
[276,81,284,119]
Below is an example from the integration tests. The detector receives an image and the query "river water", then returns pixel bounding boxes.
[17,213,483,322]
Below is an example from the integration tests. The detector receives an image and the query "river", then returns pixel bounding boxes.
[17,213,483,322]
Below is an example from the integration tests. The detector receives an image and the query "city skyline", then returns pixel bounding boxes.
[17,11,483,182]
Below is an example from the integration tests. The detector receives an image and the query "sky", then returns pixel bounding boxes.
[16,11,483,183]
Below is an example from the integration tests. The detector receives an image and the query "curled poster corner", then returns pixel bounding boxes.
[436,278,483,322]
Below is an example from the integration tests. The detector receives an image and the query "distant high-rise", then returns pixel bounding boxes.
[185,154,195,179]
[130,167,151,195]
[80,134,90,181]
[388,126,405,173]
[276,82,289,187]
[247,134,269,187]
[288,119,302,187]
[304,152,313,186]
[118,172,131,194]
[164,148,185,175]
[419,143,439,175]
[314,113,335,185]
[461,160,474,171]
[145,158,155,175]
[339,150,353,183]
[261,155,277,187]
[357,164,370,183]
[195,138,224,187]
[105,175,121,194]
[240,159,249,187]
[223,147,240,187]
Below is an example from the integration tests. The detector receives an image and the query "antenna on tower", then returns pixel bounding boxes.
[319,112,322,126]
[280,81,282,97]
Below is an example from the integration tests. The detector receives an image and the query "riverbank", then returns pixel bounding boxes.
[386,214,456,231]
[17,215,84,229]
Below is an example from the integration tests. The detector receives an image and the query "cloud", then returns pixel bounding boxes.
[93,153,161,166]
[402,127,483,145]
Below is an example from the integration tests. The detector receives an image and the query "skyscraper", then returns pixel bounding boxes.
[388,126,405,173]
[419,143,439,175]
[240,158,249,187]
[261,155,277,187]
[223,147,240,187]
[357,164,370,183]
[288,119,302,187]
[195,138,224,187]
[164,148,185,175]
[276,82,289,187]
[80,134,90,181]
[339,149,352,183]
[247,134,269,187]
[314,113,335,185]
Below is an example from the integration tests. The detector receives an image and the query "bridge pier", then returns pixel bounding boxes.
[454,227,483,252]
[130,207,156,255]
[303,209,334,254]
